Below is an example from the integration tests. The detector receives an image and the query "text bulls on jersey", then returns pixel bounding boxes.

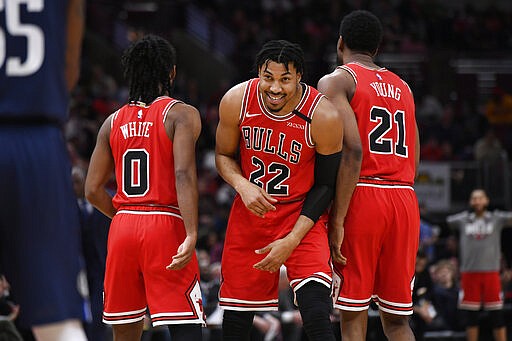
[241,126,302,164]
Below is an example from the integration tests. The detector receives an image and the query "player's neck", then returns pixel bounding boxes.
[345,53,379,70]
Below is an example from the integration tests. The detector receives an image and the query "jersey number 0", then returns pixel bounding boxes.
[122,149,149,197]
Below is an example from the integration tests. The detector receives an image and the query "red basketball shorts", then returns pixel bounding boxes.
[459,272,503,310]
[103,209,205,326]
[219,196,332,311]
[332,184,420,315]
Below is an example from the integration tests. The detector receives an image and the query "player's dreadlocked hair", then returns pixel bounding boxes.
[339,10,382,56]
[254,40,305,76]
[121,34,176,104]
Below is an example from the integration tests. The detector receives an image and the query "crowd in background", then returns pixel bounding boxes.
[20,0,512,339]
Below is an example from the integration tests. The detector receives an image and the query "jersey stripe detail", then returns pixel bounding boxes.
[304,93,324,148]
[356,183,414,190]
[116,210,183,220]
[111,109,120,129]
[338,65,358,84]
[162,99,182,123]
[295,83,311,113]
[219,297,279,311]
[103,307,147,325]
[334,296,373,311]
[373,296,413,315]
[289,272,332,292]
[240,79,255,122]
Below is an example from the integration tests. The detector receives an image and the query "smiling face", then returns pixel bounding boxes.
[258,60,302,114]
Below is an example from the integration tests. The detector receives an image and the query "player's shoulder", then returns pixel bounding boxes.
[168,100,199,115]
[311,92,341,125]
[219,80,250,113]
[318,67,355,95]
[164,100,201,128]
[222,81,250,100]
[318,67,352,85]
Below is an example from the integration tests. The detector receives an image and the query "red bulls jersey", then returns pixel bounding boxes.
[339,63,417,185]
[239,79,324,201]
[110,97,181,210]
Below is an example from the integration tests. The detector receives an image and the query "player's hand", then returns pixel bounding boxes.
[7,303,20,321]
[328,222,347,265]
[238,181,277,218]
[253,237,299,273]
[166,235,196,270]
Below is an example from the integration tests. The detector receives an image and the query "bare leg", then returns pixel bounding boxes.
[112,320,144,341]
[466,326,478,341]
[340,310,368,341]
[379,311,415,341]
[493,326,506,341]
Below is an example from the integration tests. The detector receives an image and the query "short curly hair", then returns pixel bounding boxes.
[339,10,383,56]
[254,40,305,76]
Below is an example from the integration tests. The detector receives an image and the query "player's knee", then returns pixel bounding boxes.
[296,281,332,317]
[380,311,411,338]
[168,324,202,341]
[462,310,480,327]
[296,282,335,340]
[489,310,506,329]
[222,310,255,341]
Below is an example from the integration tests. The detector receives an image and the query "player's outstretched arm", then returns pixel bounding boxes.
[166,103,202,270]
[85,115,116,218]
[215,83,277,218]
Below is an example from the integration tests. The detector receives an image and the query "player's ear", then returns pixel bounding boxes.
[337,36,344,52]
[169,65,177,83]
[337,36,344,65]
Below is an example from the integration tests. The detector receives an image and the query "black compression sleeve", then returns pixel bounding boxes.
[300,151,342,222]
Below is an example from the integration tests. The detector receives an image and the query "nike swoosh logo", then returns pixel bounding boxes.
[245,112,262,117]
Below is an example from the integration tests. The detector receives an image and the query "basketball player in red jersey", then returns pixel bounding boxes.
[318,11,421,341]
[216,40,345,341]
[85,35,204,341]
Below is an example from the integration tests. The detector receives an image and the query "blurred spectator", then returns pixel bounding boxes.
[435,235,459,264]
[473,128,507,163]
[428,259,462,332]
[72,166,111,341]
[206,231,224,264]
[447,189,512,341]
[253,313,281,341]
[203,262,222,340]
[0,275,22,341]
[416,94,444,125]
[485,87,512,125]
[420,136,444,161]
[72,2,512,338]
[411,251,435,341]
[278,267,303,341]
[502,265,512,304]
[419,218,439,263]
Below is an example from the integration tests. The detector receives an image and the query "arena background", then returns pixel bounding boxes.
[61,0,512,340]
